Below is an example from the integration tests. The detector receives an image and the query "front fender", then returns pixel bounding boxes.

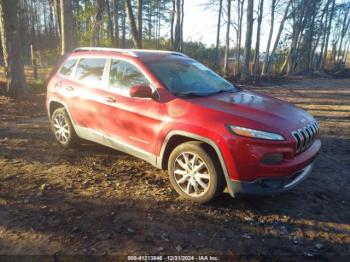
[156,127,238,197]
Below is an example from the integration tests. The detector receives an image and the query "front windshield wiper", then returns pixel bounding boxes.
[175,88,236,98]
[175,90,235,98]
[215,89,236,94]
[175,92,205,97]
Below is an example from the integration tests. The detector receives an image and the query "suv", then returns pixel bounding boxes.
[46,47,321,203]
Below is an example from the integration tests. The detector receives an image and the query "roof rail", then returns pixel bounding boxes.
[130,49,188,58]
[73,47,138,57]
[72,47,187,58]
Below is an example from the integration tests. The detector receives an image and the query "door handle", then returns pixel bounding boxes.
[64,85,74,91]
[105,96,116,103]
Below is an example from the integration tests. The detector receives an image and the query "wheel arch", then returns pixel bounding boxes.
[49,101,64,118]
[157,131,233,196]
[48,99,75,124]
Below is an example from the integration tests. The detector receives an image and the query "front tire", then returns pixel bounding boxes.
[168,142,225,203]
[50,107,79,148]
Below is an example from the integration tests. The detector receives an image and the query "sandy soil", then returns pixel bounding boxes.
[0,77,349,260]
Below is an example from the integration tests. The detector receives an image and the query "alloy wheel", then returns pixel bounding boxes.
[52,113,70,144]
[173,152,210,197]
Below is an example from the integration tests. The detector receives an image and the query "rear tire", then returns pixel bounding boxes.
[50,107,79,148]
[168,141,225,203]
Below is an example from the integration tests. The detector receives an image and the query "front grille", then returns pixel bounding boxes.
[291,121,319,154]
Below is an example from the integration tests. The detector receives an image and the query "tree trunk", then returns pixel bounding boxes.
[91,0,105,46]
[321,0,335,69]
[310,2,328,71]
[147,0,152,40]
[269,0,291,74]
[121,2,126,48]
[282,3,309,75]
[344,39,350,63]
[261,0,275,76]
[336,7,350,62]
[235,0,244,77]
[113,0,120,47]
[317,0,332,70]
[252,0,264,75]
[157,0,161,47]
[223,0,231,77]
[53,0,61,41]
[125,0,141,48]
[0,0,27,97]
[106,0,116,47]
[288,19,306,74]
[215,0,223,67]
[180,0,184,51]
[60,0,75,54]
[49,3,57,44]
[137,0,143,45]
[331,38,338,64]
[242,0,254,80]
[170,0,175,46]
[174,0,181,51]
[305,1,318,73]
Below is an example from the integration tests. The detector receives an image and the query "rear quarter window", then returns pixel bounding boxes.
[59,59,78,77]
[75,58,107,86]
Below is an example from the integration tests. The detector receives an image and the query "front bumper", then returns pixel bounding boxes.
[227,163,314,196]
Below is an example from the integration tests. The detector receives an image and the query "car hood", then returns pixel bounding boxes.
[190,90,315,133]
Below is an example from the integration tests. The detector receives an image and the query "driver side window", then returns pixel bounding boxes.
[109,59,149,95]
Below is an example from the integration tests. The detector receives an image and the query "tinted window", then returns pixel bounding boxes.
[109,60,149,94]
[59,59,77,77]
[75,58,107,85]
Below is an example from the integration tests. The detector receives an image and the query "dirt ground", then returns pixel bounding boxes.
[0,77,349,261]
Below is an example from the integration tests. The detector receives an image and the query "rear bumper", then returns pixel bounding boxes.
[227,163,314,197]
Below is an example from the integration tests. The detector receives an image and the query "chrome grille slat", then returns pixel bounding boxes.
[291,131,302,152]
[307,125,314,141]
[303,127,311,145]
[307,125,313,141]
[299,129,307,149]
[291,121,319,154]
[311,125,316,141]
[309,125,315,139]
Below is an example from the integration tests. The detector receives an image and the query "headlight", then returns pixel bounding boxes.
[227,125,285,141]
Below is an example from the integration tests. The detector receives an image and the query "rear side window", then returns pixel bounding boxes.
[59,59,77,77]
[109,59,149,94]
[75,58,107,85]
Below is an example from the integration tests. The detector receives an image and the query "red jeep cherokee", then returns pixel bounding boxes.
[46,47,321,203]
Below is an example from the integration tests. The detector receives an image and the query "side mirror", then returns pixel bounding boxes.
[129,85,154,99]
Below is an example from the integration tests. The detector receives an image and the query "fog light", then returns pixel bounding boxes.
[261,153,284,164]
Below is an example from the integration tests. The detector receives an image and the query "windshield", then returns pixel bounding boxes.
[146,59,237,96]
